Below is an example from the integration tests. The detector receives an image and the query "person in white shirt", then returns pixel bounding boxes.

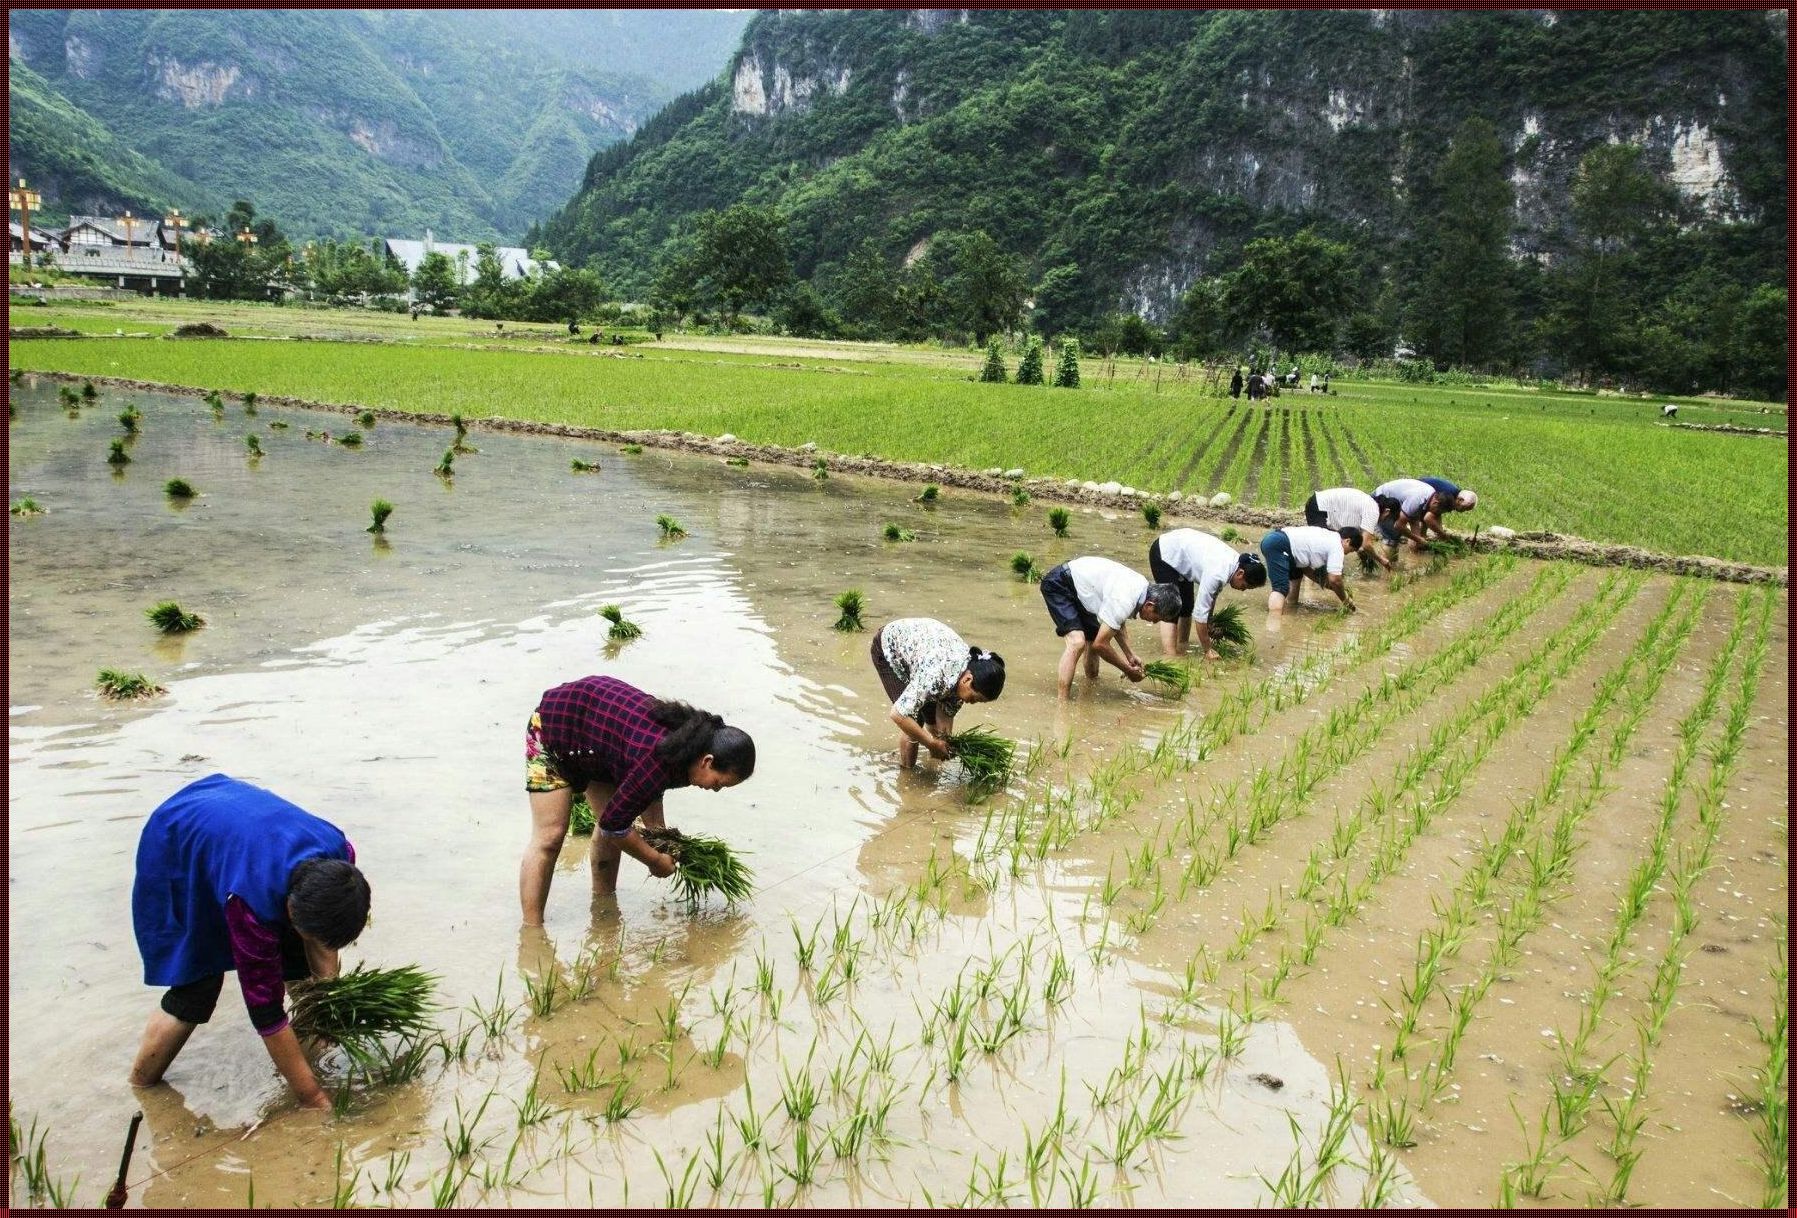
[1038,556,1182,697]
[1303,487,1394,571]
[1147,528,1268,659]
[1372,477,1449,548]
[1257,524,1364,617]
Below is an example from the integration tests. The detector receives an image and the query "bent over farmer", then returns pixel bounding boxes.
[870,616,1006,771]
[1148,527,1268,659]
[1259,524,1365,617]
[521,675,755,921]
[129,773,370,1110]
[1039,555,1182,697]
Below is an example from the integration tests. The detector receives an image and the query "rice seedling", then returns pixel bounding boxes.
[812,457,829,480]
[242,391,258,414]
[882,522,915,541]
[434,447,455,477]
[599,604,642,641]
[441,1090,496,1160]
[1011,486,1032,506]
[780,1053,822,1123]
[570,458,601,472]
[947,725,1016,796]
[291,965,439,1074]
[11,497,45,516]
[640,826,754,906]
[1141,659,1194,698]
[1048,506,1071,536]
[356,409,376,428]
[367,499,394,533]
[1220,525,1241,542]
[145,601,204,634]
[1010,550,1042,582]
[205,389,224,410]
[118,405,142,433]
[726,456,750,466]
[81,379,98,400]
[337,430,363,447]
[832,588,866,632]
[59,385,81,407]
[620,443,643,454]
[656,514,687,539]
[652,1147,702,1208]
[522,967,563,1018]
[244,434,263,458]
[1142,502,1161,528]
[780,1124,825,1187]
[915,483,940,502]
[96,669,164,700]
[107,438,131,466]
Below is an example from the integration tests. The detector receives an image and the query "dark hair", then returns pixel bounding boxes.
[287,857,370,950]
[1237,552,1268,589]
[1145,583,1183,619]
[648,699,757,779]
[1339,526,1365,551]
[965,646,1007,699]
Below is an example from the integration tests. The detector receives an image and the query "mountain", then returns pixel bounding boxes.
[6,8,752,240]
[542,8,1786,331]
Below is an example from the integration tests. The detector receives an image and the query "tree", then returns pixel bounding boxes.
[1171,278,1231,358]
[980,339,1008,383]
[828,240,900,337]
[1030,263,1084,337]
[1734,284,1787,400]
[1054,338,1082,388]
[773,281,840,338]
[1222,228,1357,353]
[1015,335,1045,385]
[1411,118,1515,369]
[693,204,792,323]
[411,251,460,310]
[933,230,1027,345]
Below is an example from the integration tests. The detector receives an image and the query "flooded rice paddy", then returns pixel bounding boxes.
[8,379,1787,1207]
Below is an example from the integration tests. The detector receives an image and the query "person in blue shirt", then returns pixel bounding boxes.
[1418,477,1478,539]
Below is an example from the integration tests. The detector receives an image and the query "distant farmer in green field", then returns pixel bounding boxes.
[1039,556,1182,697]
[520,676,756,920]
[1373,477,1454,548]
[1258,524,1363,617]
[1304,487,1394,571]
[1148,527,1267,658]
[870,617,1007,771]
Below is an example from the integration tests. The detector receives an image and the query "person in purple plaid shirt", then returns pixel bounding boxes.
[520,675,756,922]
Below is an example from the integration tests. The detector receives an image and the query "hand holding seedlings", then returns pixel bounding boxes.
[871,618,1006,774]
[520,677,754,920]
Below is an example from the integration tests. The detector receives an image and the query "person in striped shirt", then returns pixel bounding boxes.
[520,676,756,920]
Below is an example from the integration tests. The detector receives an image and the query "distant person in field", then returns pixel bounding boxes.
[1373,477,1454,548]
[1148,528,1268,659]
[520,676,756,920]
[129,774,369,1111]
[870,617,1006,771]
[1309,372,1322,393]
[1229,368,1244,399]
[1259,524,1364,617]
[1303,487,1394,571]
[1039,556,1182,697]
[1286,363,1300,388]
[1661,403,1679,418]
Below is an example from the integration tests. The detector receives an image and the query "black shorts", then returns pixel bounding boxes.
[160,928,310,1024]
[1303,494,1327,529]
[1147,539,1196,618]
[1040,564,1101,639]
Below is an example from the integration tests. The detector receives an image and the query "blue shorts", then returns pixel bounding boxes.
[1040,564,1101,639]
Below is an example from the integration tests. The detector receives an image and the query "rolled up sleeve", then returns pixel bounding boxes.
[225,897,291,1037]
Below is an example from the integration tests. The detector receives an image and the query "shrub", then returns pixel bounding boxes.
[1015,336,1045,385]
[1054,339,1081,388]
[979,340,1007,384]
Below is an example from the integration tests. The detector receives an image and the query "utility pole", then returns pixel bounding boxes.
[10,177,43,270]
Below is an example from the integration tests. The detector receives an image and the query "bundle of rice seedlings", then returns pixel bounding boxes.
[289,965,439,1074]
[1142,503,1162,528]
[946,725,1016,797]
[569,795,596,835]
[812,459,829,480]
[96,669,164,700]
[367,499,394,533]
[1357,548,1381,574]
[58,386,80,407]
[244,434,263,458]
[107,439,131,467]
[1011,486,1032,506]
[242,392,258,415]
[833,589,866,632]
[599,605,642,641]
[434,448,455,477]
[204,390,224,410]
[640,827,754,907]
[11,498,45,517]
[1219,526,1242,543]
[571,458,601,473]
[146,601,204,633]
[118,406,142,434]
[81,380,98,401]
[1010,551,1042,582]
[1141,659,1194,698]
[337,431,364,448]
[621,443,644,455]
[1048,507,1071,537]
[725,457,750,467]
[915,484,940,503]
[883,523,916,541]
[269,420,290,430]
[1424,537,1468,558]
[10,367,24,385]
[656,514,687,539]
[356,410,376,429]
[1207,604,1251,654]
[164,478,196,500]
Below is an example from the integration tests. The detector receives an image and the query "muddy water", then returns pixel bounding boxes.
[9,383,1455,1206]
